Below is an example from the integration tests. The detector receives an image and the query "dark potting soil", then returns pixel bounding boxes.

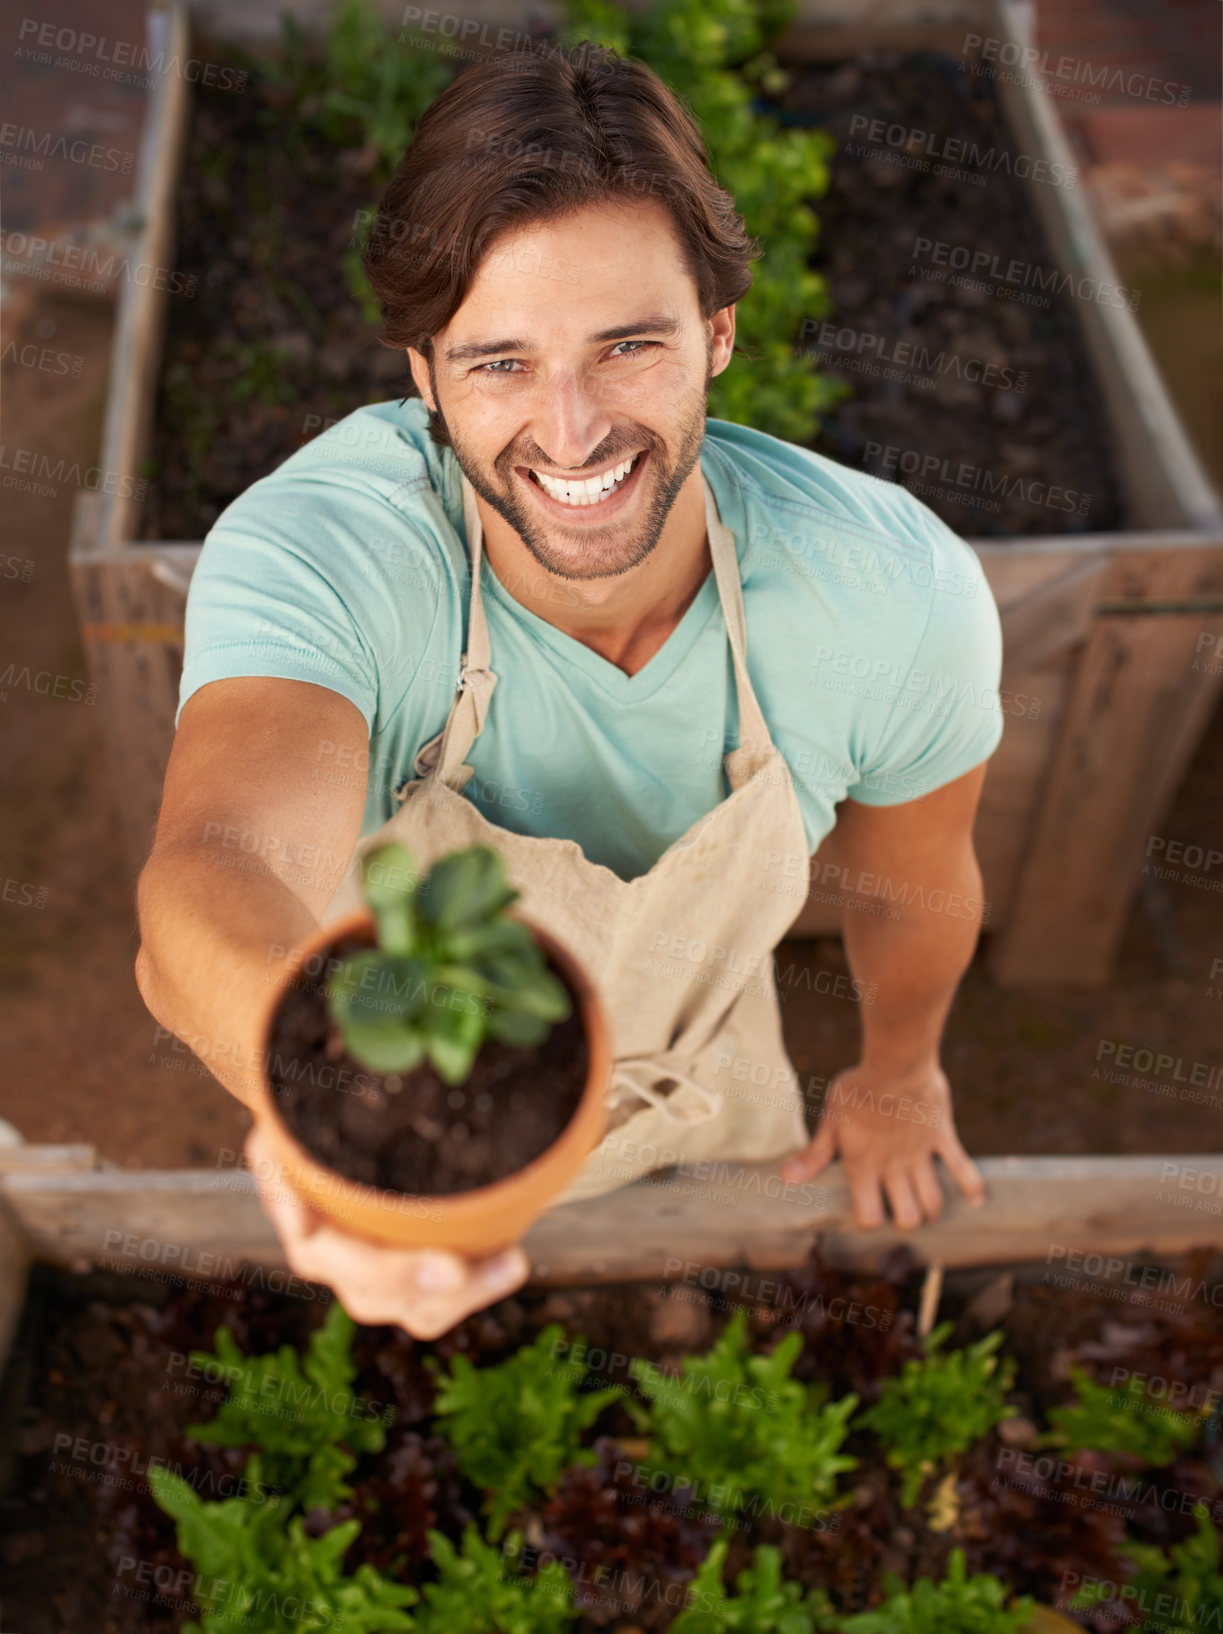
[772,47,1126,537]
[138,37,1119,542]
[267,933,588,1195]
[1,1247,1220,1632]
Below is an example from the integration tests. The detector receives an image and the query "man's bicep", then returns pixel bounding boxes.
[153,676,369,920]
[831,759,989,876]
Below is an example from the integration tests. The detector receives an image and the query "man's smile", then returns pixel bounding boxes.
[515,449,649,517]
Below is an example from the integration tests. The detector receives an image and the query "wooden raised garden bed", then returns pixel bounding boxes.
[68,0,1223,986]
[2,1139,1222,1629]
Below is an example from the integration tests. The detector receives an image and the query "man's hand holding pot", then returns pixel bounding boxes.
[244,1121,531,1339]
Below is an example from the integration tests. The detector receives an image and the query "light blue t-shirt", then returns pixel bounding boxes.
[177,398,1004,881]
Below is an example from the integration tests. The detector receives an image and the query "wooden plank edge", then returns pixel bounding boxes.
[988,0,1223,532]
[93,0,192,554]
[2,1155,1220,1284]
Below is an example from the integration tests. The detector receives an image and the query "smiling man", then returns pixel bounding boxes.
[135,41,1002,1339]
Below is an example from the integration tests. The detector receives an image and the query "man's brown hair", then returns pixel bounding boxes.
[360,39,759,447]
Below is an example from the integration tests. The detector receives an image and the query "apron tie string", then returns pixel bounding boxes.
[608,1056,720,1125]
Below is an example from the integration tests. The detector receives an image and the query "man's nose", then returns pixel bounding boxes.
[528,372,613,472]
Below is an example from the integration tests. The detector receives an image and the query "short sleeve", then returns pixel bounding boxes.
[176,483,381,733]
[845,521,1004,806]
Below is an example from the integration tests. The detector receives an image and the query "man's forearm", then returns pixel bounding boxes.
[136,845,320,1110]
[840,852,985,1077]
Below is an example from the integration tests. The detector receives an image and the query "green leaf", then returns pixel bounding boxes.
[839,1549,1036,1634]
[429,1325,623,1538]
[413,1524,579,1633]
[630,1307,858,1522]
[1042,1366,1203,1465]
[417,846,519,935]
[360,841,422,954]
[670,1537,840,1632]
[858,1326,1016,1511]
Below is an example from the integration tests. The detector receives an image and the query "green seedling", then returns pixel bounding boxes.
[858,1323,1017,1509]
[625,1305,859,1519]
[327,840,572,1085]
[427,1323,622,1538]
[1041,1366,1204,1465]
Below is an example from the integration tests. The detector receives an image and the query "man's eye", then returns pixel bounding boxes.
[609,340,657,357]
[476,359,523,374]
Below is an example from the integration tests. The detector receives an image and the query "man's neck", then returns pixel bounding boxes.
[473,465,712,678]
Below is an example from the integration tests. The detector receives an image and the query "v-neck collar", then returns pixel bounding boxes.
[473,464,728,704]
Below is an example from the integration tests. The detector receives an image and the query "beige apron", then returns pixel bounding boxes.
[321,467,810,1204]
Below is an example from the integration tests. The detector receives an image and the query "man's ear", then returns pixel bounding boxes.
[407,346,437,409]
[709,305,736,379]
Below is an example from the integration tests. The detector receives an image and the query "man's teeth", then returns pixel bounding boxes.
[531,454,640,506]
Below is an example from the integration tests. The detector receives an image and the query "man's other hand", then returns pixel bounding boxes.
[780,1061,985,1231]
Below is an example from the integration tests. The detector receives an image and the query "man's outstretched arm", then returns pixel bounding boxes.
[781,760,990,1229]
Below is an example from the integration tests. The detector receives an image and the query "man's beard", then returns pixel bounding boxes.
[430,352,711,583]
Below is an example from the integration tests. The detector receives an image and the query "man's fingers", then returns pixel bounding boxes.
[936,1127,987,1206]
[780,1120,836,1183]
[882,1165,922,1232]
[911,1157,946,1223]
[846,1164,884,1231]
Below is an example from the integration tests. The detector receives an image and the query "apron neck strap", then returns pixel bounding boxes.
[435,464,775,787]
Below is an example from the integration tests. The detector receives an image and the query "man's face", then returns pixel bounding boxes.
[408,198,735,582]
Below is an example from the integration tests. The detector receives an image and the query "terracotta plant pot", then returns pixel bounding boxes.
[248,907,610,1256]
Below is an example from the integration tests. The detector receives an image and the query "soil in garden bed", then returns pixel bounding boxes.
[2,1243,1220,1632]
[139,38,1121,541]
[267,933,588,1194]
[776,48,1126,538]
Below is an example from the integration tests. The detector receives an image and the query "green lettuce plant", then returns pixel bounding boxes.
[560,0,846,444]
[625,1305,858,1519]
[1041,1366,1204,1465]
[840,1549,1036,1634]
[148,1464,417,1634]
[327,840,572,1084]
[184,1300,393,1512]
[1070,1505,1223,1632]
[427,1323,622,1537]
[670,1537,840,1633]
[858,1323,1017,1509]
[411,1524,580,1633]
